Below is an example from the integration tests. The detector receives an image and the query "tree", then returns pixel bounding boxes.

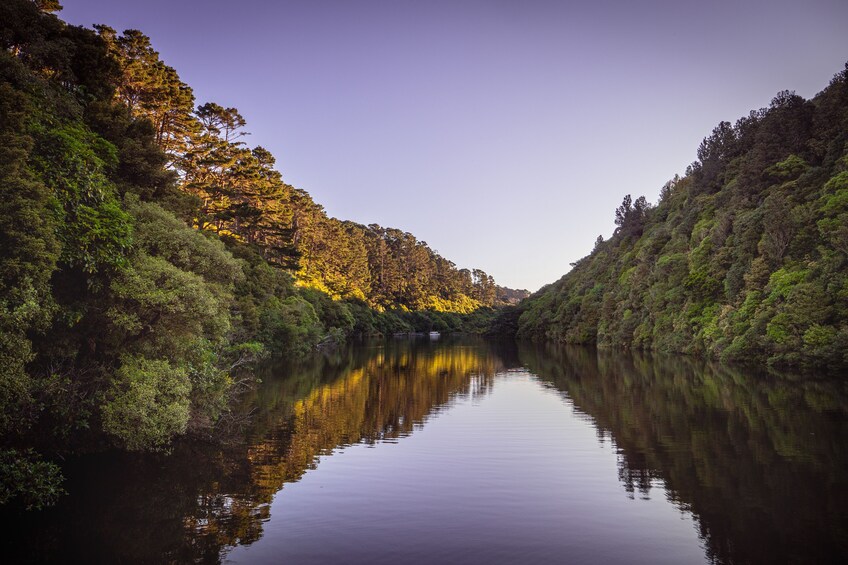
[614,194,649,237]
[95,26,197,164]
[34,1,62,13]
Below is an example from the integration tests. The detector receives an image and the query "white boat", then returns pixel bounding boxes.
[429,331,441,339]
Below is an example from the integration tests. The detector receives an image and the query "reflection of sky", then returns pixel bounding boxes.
[61,0,848,291]
[224,372,705,564]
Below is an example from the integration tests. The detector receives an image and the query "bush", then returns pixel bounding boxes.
[101,355,191,451]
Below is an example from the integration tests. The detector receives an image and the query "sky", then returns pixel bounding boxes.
[59,0,848,291]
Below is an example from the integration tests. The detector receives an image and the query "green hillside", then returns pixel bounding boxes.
[0,0,524,507]
[507,64,848,371]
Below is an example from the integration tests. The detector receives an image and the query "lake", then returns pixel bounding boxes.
[9,337,848,563]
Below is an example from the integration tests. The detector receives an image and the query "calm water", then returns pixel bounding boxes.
[8,338,848,564]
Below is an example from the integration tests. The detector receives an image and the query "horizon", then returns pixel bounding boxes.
[59,0,848,291]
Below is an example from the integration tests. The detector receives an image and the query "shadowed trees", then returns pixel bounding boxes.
[510,63,848,371]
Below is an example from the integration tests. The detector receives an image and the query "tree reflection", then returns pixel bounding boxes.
[519,343,848,565]
[8,340,847,564]
[6,338,505,563]
[185,338,505,562]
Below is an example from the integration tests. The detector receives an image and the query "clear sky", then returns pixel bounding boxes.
[59,0,848,291]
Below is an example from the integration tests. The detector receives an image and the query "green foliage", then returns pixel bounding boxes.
[817,172,848,255]
[0,0,525,510]
[101,355,190,451]
[765,154,808,180]
[31,122,132,274]
[299,287,355,336]
[0,449,64,510]
[508,63,848,371]
[90,16,526,315]
[0,53,61,440]
[127,198,243,288]
[108,253,227,352]
[259,296,323,357]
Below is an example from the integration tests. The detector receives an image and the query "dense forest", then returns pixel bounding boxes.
[0,1,525,509]
[503,62,848,372]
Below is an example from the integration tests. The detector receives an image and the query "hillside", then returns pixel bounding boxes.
[0,0,524,507]
[506,63,848,370]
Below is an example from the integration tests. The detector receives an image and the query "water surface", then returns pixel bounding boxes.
[9,338,848,563]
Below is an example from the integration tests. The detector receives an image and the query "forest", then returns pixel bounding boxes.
[502,61,848,372]
[0,1,526,509]
[4,0,847,514]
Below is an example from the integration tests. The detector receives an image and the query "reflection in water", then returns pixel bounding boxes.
[189,338,508,558]
[8,337,511,563]
[7,338,848,564]
[520,343,848,565]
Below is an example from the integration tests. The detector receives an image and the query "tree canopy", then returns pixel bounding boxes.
[0,0,526,509]
[508,64,848,372]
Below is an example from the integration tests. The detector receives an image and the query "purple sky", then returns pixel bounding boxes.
[59,0,848,291]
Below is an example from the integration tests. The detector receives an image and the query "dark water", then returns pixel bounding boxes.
[8,338,848,564]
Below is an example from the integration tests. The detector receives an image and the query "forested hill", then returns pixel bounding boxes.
[0,0,524,508]
[3,1,526,315]
[505,63,848,371]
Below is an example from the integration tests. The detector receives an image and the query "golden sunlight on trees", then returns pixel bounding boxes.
[0,0,526,509]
